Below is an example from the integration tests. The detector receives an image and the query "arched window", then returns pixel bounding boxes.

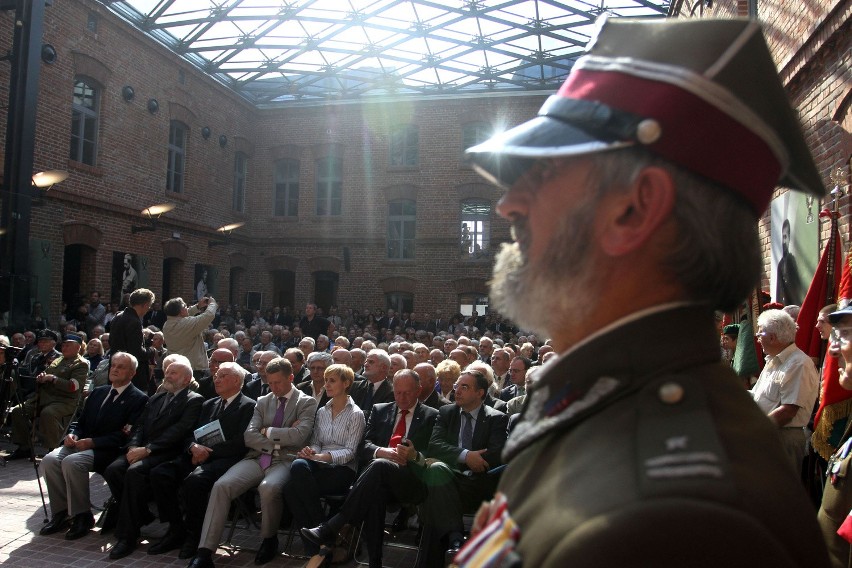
[460,199,490,258]
[167,120,188,193]
[69,77,100,165]
[233,152,247,212]
[274,158,299,217]
[389,124,419,166]
[316,156,342,215]
[387,200,416,260]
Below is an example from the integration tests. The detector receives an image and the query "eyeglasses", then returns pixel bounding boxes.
[309,365,327,372]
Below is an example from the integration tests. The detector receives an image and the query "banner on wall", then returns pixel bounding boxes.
[770,192,818,306]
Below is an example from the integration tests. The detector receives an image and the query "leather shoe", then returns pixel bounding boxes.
[5,447,32,461]
[109,539,136,560]
[186,556,215,568]
[446,538,464,563]
[179,533,199,560]
[148,528,186,555]
[39,510,69,535]
[65,512,94,540]
[254,536,279,565]
[300,525,335,548]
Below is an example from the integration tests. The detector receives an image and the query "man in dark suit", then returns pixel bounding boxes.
[349,349,395,419]
[109,288,154,394]
[414,362,450,410]
[302,370,439,567]
[242,350,277,400]
[499,356,530,402]
[39,352,149,540]
[194,348,234,401]
[378,309,400,332]
[103,355,204,559]
[147,362,256,559]
[418,369,508,568]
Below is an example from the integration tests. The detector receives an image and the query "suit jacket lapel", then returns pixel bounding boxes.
[472,407,488,449]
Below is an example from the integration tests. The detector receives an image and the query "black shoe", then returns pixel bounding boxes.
[179,533,199,560]
[5,447,32,461]
[64,512,95,540]
[300,525,335,548]
[109,539,137,560]
[98,500,118,533]
[187,556,215,568]
[391,508,410,533]
[446,538,464,563]
[254,536,279,565]
[148,527,186,555]
[39,510,69,535]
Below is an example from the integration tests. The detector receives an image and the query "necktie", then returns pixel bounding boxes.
[461,411,473,450]
[389,409,409,448]
[97,388,118,420]
[214,398,226,419]
[364,382,375,410]
[261,383,269,396]
[259,397,287,469]
[158,393,174,416]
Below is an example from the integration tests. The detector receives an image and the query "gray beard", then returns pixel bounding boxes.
[489,199,599,339]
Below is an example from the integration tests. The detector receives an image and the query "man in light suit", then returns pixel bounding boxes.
[187,357,317,568]
[40,352,149,540]
[147,362,256,559]
[103,355,204,559]
[302,370,439,567]
[418,369,508,568]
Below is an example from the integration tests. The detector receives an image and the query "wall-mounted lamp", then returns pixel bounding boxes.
[209,221,244,247]
[32,169,68,190]
[201,126,211,139]
[131,202,175,234]
[122,85,135,102]
[147,98,159,114]
[218,134,228,148]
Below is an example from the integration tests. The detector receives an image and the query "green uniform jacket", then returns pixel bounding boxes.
[491,305,828,568]
[36,354,88,408]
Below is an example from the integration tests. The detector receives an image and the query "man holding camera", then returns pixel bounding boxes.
[162,296,218,379]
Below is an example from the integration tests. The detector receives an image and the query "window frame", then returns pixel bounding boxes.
[460,199,491,259]
[389,124,419,167]
[387,199,416,260]
[274,158,300,217]
[167,120,188,194]
[315,156,342,216]
[69,77,100,166]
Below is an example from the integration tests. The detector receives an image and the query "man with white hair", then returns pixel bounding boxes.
[752,309,819,472]
[104,355,203,559]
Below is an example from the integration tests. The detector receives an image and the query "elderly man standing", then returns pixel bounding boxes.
[110,288,155,393]
[188,357,316,568]
[163,296,217,379]
[103,355,203,559]
[453,17,829,568]
[39,352,148,540]
[752,309,819,472]
[7,332,89,459]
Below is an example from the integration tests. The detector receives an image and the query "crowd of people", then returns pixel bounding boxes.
[0,289,553,568]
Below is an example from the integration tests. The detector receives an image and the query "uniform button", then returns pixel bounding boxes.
[658,382,684,404]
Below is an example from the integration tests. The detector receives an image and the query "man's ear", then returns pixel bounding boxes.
[598,166,676,257]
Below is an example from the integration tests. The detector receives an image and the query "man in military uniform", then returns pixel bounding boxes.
[455,17,829,568]
[7,332,88,459]
[16,328,61,399]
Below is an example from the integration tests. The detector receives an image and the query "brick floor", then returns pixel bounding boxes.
[0,442,421,568]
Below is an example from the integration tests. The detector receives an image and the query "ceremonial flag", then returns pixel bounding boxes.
[795,215,841,358]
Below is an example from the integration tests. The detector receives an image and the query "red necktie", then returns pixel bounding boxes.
[389,409,409,448]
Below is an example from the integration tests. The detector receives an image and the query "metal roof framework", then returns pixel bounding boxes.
[102,0,670,106]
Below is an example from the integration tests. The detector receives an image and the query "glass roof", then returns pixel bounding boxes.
[103,0,671,106]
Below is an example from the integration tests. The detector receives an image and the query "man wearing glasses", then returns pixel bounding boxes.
[418,369,508,567]
[147,362,256,559]
[752,309,819,472]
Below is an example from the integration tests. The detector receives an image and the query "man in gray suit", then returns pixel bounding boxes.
[187,357,317,568]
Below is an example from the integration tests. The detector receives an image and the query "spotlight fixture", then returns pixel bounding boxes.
[218,134,227,148]
[31,169,68,190]
[201,126,211,139]
[209,221,244,247]
[121,86,135,101]
[131,202,175,233]
[147,98,159,114]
